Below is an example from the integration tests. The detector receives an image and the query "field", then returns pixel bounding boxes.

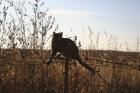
[0,49,140,93]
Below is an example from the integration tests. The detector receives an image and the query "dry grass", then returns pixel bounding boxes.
[0,49,140,93]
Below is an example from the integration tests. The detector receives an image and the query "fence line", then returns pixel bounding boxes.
[0,58,139,71]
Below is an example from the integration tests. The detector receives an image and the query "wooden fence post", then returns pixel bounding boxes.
[64,60,69,93]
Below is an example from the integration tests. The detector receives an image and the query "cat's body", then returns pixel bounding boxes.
[53,38,80,60]
[47,32,95,74]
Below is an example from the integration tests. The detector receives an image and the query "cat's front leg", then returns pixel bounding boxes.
[47,51,57,65]
[47,60,51,65]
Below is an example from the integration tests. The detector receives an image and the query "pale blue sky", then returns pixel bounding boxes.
[44,0,140,50]
[10,0,140,50]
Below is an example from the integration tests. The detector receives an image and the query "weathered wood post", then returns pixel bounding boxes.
[64,60,69,93]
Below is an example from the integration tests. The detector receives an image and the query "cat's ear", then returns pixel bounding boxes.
[60,32,63,37]
[53,32,56,35]
[61,32,63,35]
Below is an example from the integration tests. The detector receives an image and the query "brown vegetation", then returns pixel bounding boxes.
[0,49,140,93]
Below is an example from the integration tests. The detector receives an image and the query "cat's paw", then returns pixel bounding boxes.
[47,60,51,65]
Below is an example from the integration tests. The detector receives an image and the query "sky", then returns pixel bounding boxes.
[1,0,140,51]
[43,0,140,51]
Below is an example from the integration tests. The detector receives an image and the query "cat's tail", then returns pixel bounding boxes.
[77,57,95,75]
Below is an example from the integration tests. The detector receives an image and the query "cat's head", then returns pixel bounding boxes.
[53,32,63,40]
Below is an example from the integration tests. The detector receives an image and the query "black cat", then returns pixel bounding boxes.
[47,32,95,75]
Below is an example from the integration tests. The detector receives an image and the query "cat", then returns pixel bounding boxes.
[47,32,95,75]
